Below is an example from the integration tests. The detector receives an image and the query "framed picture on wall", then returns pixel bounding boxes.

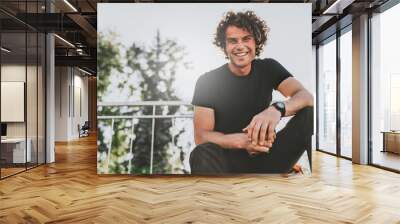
[1,81,25,123]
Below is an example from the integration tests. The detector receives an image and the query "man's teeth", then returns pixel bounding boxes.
[235,52,248,56]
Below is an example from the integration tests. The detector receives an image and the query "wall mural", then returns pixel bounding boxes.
[97,3,313,175]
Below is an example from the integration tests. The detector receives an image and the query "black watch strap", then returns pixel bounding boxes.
[271,101,286,118]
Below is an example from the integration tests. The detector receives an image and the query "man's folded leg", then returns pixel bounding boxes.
[190,142,253,174]
[189,142,231,174]
[250,106,314,173]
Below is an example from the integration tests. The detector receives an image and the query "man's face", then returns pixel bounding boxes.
[224,26,256,69]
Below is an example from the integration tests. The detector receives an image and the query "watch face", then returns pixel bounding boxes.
[276,102,285,109]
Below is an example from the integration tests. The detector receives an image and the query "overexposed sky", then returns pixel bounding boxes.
[98,3,312,102]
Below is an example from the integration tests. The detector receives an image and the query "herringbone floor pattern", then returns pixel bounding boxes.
[1,134,400,223]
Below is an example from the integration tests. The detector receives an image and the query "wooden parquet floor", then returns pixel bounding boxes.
[1,134,400,224]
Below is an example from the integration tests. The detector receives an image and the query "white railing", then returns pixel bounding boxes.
[98,101,193,174]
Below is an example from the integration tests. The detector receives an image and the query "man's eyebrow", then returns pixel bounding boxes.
[243,35,253,39]
[226,37,238,42]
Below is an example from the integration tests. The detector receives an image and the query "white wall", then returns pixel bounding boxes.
[1,65,40,138]
[71,73,89,138]
[1,65,26,139]
[1,63,46,163]
[55,67,89,141]
[55,66,69,141]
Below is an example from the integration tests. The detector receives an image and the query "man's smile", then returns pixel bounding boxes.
[233,51,249,57]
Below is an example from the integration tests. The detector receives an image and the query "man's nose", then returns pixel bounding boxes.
[236,41,245,50]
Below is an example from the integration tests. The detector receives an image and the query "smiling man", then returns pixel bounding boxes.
[189,11,314,174]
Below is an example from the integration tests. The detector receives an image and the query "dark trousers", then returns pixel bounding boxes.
[189,106,314,174]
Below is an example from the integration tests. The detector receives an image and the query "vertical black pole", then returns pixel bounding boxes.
[367,11,373,165]
[316,44,319,151]
[36,0,39,167]
[25,0,28,171]
[44,0,48,164]
[336,28,341,157]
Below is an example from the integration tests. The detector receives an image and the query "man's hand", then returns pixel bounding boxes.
[246,143,270,156]
[228,133,270,155]
[243,106,281,146]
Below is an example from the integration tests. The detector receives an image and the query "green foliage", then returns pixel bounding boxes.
[126,31,189,174]
[97,32,124,171]
[97,32,123,102]
[97,31,190,174]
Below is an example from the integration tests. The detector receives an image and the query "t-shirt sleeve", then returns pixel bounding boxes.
[266,58,293,90]
[191,74,214,109]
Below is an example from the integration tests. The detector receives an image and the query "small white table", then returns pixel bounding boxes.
[1,138,31,163]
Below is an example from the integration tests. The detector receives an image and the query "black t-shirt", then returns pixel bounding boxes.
[192,58,292,134]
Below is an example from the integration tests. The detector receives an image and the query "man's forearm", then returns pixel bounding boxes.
[195,130,243,149]
[283,89,313,116]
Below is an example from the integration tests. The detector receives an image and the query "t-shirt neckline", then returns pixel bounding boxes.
[225,60,255,79]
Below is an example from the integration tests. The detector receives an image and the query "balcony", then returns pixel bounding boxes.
[97,101,194,174]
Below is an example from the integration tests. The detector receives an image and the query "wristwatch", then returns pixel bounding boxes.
[271,101,286,118]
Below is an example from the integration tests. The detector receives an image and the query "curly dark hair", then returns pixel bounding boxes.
[214,11,269,57]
